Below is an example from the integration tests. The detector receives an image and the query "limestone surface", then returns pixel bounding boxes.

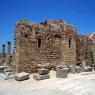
[0,71,95,95]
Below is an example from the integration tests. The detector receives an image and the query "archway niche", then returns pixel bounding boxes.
[53,34,61,50]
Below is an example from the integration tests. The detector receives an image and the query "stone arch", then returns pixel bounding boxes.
[66,33,76,40]
[52,33,61,39]
[52,33,61,50]
[36,34,44,48]
[66,34,75,48]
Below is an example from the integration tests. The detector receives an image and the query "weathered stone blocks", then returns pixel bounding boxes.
[37,68,49,75]
[14,72,29,81]
[0,66,10,73]
[33,74,50,80]
[69,65,76,74]
[83,66,92,72]
[33,68,50,80]
[56,67,69,78]
[75,66,82,73]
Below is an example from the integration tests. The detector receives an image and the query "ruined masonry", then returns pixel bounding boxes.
[12,19,76,73]
[0,41,12,65]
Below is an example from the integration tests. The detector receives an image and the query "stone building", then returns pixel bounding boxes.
[12,19,76,73]
[76,33,95,66]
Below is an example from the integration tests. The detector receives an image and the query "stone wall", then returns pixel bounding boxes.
[12,19,76,73]
[76,33,95,66]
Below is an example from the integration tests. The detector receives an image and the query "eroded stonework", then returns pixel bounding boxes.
[12,19,76,73]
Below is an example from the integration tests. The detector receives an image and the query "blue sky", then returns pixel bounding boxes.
[0,0,95,53]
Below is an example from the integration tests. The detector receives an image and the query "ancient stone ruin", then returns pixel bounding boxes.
[12,19,76,73]
[0,41,12,65]
[0,19,95,74]
[76,33,95,67]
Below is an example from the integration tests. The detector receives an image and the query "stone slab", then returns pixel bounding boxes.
[56,68,68,78]
[14,72,29,81]
[0,73,14,80]
[69,65,76,74]
[37,68,49,75]
[0,68,4,73]
[33,74,50,80]
[4,72,12,76]
[3,67,12,72]
[83,66,92,72]
[0,66,10,73]
[75,66,82,73]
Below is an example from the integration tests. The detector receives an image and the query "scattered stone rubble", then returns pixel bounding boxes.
[0,65,94,81]
[0,66,10,73]
[0,65,14,80]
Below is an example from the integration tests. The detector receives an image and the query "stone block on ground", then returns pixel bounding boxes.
[0,68,4,73]
[0,73,14,80]
[3,67,12,75]
[33,74,50,80]
[69,65,76,74]
[4,67,12,72]
[14,72,29,81]
[37,68,49,75]
[56,67,68,78]
[75,66,82,73]
[83,66,92,72]
[4,72,12,76]
[0,66,9,73]
[4,75,14,80]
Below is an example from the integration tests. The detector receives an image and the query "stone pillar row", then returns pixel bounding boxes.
[1,41,11,64]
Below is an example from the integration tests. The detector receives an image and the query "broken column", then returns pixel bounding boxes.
[6,41,12,65]
[1,44,5,63]
[8,41,11,55]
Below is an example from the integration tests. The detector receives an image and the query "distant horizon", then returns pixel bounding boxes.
[0,0,95,53]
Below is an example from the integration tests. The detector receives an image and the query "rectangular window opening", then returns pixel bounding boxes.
[38,39,41,48]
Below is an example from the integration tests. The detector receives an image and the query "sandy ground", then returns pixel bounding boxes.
[0,71,95,95]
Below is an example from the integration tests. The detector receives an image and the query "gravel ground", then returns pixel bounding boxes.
[0,71,95,95]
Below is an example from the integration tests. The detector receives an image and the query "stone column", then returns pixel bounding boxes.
[8,41,11,55]
[1,44,5,63]
[2,44,5,59]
